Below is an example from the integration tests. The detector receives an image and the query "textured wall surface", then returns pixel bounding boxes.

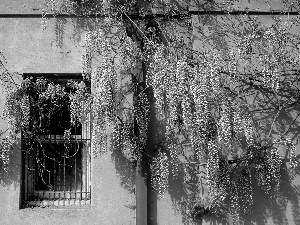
[1,1,300,225]
[154,1,300,225]
[0,7,136,225]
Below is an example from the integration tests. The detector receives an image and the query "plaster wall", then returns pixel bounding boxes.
[156,9,300,225]
[1,1,300,225]
[0,13,136,225]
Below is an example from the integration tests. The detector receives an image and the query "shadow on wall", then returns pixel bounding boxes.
[54,16,99,50]
[166,110,300,224]
[0,141,21,190]
[167,154,229,225]
[166,152,300,224]
[110,135,137,192]
[53,3,105,52]
[243,163,300,225]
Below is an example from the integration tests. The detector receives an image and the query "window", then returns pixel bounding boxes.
[21,74,91,208]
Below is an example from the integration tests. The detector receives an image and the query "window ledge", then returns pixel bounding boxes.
[23,199,91,209]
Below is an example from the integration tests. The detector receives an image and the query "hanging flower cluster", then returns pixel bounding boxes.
[273,137,299,171]
[150,149,169,199]
[206,140,223,202]
[217,98,233,149]
[165,129,181,178]
[85,28,118,155]
[111,114,139,162]
[82,21,147,159]
[134,92,150,157]
[1,79,32,169]
[110,91,149,163]
[68,80,91,125]
[91,60,118,155]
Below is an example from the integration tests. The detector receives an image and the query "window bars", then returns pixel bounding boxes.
[21,74,91,208]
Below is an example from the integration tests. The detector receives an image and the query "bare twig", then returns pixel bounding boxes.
[283,112,300,136]
[0,128,8,136]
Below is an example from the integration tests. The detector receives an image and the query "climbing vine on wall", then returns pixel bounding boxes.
[1,0,300,223]
[0,73,91,184]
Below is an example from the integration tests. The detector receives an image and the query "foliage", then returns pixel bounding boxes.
[1,0,300,223]
[0,73,91,180]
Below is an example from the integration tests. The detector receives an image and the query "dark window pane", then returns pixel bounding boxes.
[35,143,83,191]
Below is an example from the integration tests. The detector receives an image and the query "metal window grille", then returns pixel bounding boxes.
[21,74,91,208]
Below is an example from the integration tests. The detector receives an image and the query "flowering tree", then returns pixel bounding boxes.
[1,0,300,223]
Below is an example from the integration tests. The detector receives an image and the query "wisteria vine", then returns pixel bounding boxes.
[1,0,300,223]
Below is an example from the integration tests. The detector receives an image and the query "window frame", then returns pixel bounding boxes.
[20,73,92,209]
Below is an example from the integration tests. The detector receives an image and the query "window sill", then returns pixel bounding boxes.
[23,199,91,209]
